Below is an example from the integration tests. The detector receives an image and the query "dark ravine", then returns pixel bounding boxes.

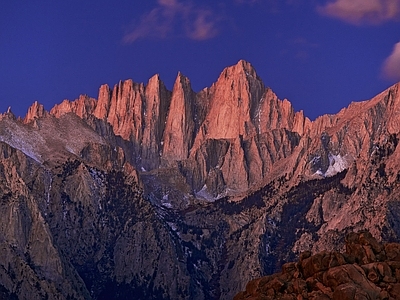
[1,60,400,299]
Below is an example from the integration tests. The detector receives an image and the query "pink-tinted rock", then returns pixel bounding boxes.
[23,101,46,123]
[162,72,195,161]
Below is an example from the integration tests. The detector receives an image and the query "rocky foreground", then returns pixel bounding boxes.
[235,231,400,300]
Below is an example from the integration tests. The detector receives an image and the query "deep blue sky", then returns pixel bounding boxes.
[1,0,399,120]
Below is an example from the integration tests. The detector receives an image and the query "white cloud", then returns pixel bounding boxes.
[318,0,400,25]
[123,0,220,43]
[382,42,400,81]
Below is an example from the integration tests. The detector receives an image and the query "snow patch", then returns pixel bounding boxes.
[195,185,216,202]
[195,184,229,201]
[325,154,349,177]
[46,174,52,205]
[65,145,77,155]
[161,193,173,208]
[0,128,43,163]
[313,153,349,177]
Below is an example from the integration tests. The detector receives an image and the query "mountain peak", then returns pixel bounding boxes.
[237,59,255,72]
[162,71,195,161]
[148,73,161,86]
[174,71,190,86]
[221,59,257,79]
[24,101,46,124]
[0,106,16,120]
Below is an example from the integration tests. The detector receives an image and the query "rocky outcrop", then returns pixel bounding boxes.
[23,101,47,123]
[235,231,400,300]
[50,95,97,119]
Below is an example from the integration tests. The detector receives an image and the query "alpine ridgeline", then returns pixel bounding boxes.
[1,60,400,299]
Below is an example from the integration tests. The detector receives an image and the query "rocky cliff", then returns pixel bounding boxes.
[40,60,310,198]
[1,60,400,299]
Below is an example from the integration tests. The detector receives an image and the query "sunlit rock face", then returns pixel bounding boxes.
[1,60,400,299]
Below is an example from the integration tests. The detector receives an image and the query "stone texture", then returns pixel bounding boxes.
[162,72,195,161]
[234,231,400,300]
[141,74,171,170]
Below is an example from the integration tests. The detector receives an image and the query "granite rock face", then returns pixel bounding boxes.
[39,60,309,197]
[1,60,400,299]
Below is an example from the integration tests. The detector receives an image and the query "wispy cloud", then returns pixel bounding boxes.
[123,0,220,43]
[382,42,400,81]
[290,37,319,48]
[317,0,400,25]
[285,37,319,60]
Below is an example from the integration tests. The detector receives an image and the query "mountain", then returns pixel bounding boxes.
[1,60,400,299]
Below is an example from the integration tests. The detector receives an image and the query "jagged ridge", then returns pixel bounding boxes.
[21,60,310,198]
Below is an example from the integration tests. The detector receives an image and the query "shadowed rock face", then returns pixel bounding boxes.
[1,60,400,299]
[0,141,188,299]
